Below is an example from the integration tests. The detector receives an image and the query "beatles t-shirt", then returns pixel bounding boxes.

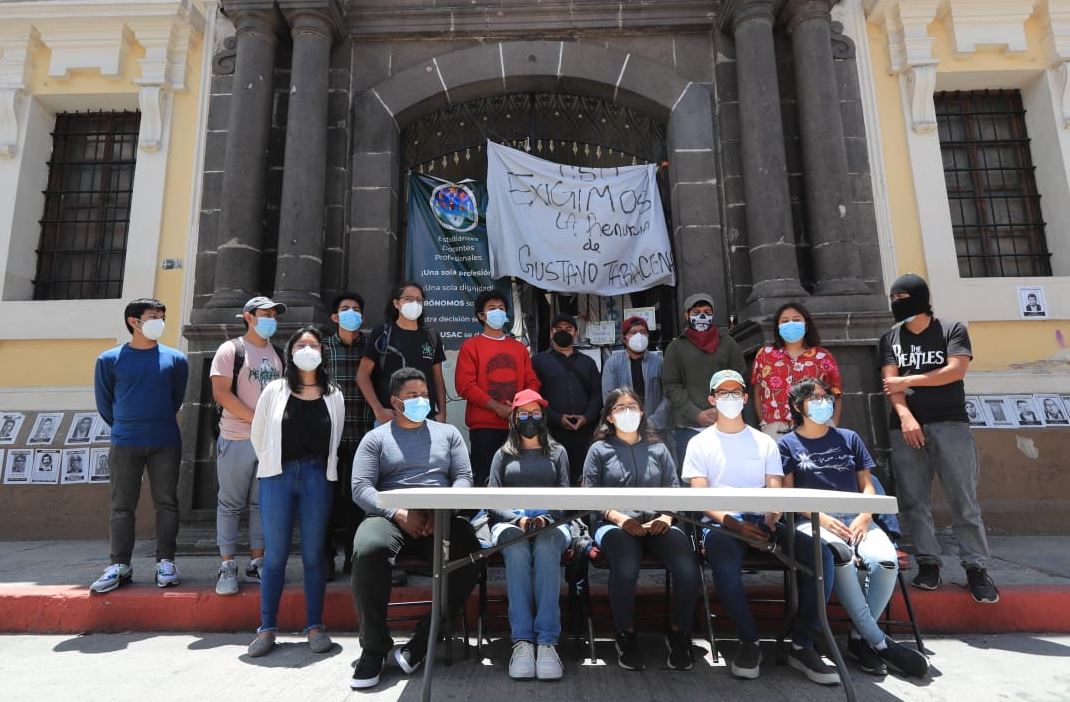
[778,428,874,493]
[878,317,972,428]
[365,323,447,414]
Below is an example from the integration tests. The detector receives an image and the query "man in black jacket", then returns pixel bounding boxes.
[532,313,602,484]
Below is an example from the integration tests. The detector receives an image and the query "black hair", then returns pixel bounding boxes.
[474,289,509,319]
[501,403,559,458]
[787,377,833,427]
[331,291,365,314]
[283,325,335,395]
[593,386,660,443]
[385,281,426,327]
[388,366,427,398]
[123,298,166,334]
[772,301,822,349]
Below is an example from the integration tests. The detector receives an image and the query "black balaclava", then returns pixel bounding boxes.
[890,273,932,322]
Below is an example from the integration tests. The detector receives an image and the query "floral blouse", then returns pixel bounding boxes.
[751,345,843,425]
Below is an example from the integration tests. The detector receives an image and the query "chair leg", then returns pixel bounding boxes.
[896,571,926,652]
[664,568,672,634]
[698,560,718,663]
[477,562,487,660]
[778,568,793,665]
[582,575,596,661]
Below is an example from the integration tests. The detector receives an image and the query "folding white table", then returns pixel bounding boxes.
[378,486,899,702]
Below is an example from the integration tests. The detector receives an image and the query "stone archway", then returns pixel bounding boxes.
[347,40,725,323]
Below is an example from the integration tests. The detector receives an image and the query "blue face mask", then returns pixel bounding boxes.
[254,317,277,340]
[485,308,508,331]
[400,396,432,423]
[338,309,362,332]
[779,320,806,343]
[807,398,835,425]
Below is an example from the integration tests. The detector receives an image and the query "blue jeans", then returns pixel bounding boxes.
[258,456,333,633]
[798,519,898,647]
[703,516,833,647]
[496,524,569,645]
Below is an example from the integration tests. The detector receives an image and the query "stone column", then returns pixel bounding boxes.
[728,0,808,306]
[207,8,277,308]
[786,0,869,295]
[272,8,334,311]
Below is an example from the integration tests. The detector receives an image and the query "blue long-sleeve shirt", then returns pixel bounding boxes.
[94,343,188,447]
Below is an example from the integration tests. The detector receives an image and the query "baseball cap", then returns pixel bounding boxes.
[683,292,714,312]
[243,296,287,315]
[511,389,548,409]
[621,316,648,336]
[550,313,578,330]
[709,369,746,391]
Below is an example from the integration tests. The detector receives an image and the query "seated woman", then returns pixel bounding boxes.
[779,378,929,678]
[581,386,699,672]
[487,389,571,682]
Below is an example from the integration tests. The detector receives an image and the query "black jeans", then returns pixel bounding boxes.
[351,515,481,655]
[468,428,508,488]
[108,445,181,565]
[550,425,594,485]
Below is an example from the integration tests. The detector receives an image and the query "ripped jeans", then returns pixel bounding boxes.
[796,518,898,648]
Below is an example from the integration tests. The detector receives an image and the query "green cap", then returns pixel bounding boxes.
[709,369,746,391]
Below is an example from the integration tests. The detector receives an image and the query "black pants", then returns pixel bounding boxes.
[468,428,508,488]
[326,443,363,564]
[551,425,594,485]
[351,515,481,655]
[109,445,181,565]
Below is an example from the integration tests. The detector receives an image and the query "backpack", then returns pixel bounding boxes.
[212,338,283,438]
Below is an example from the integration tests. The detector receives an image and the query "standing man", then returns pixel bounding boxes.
[455,289,540,487]
[880,273,999,603]
[531,313,602,484]
[322,291,375,576]
[90,298,188,593]
[209,296,286,595]
[600,315,670,432]
[349,368,481,690]
[663,293,747,464]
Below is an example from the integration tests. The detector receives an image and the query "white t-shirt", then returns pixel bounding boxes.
[680,424,783,488]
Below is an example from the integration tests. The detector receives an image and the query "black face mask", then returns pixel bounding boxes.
[889,273,931,322]
[552,330,574,348]
[517,417,544,438]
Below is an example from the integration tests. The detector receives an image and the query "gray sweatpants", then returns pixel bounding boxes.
[890,421,990,569]
[216,437,263,557]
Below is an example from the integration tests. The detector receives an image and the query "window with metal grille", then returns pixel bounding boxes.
[33,111,140,300]
[935,90,1051,278]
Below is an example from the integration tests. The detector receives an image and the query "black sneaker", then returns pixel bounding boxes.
[393,638,426,674]
[788,645,840,685]
[877,637,929,678]
[966,567,1000,604]
[350,650,385,689]
[730,640,762,679]
[614,631,645,671]
[912,562,941,590]
[665,630,693,671]
[848,636,887,676]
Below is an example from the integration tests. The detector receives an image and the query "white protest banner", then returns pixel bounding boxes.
[486,141,675,295]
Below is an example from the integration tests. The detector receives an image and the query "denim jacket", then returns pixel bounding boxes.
[600,349,671,431]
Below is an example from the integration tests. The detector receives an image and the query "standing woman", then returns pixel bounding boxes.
[487,389,570,681]
[248,325,344,657]
[751,302,843,438]
[581,387,700,673]
[357,282,448,426]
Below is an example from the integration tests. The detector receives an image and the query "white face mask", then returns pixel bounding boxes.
[626,332,649,354]
[715,397,745,420]
[613,409,642,434]
[140,318,165,341]
[399,301,423,321]
[292,346,322,372]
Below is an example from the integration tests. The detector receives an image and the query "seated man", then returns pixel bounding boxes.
[681,370,837,685]
[349,367,480,690]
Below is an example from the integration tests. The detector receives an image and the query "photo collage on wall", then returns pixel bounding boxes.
[1,411,111,486]
[966,394,1070,429]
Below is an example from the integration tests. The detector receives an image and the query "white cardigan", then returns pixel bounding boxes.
[250,378,344,481]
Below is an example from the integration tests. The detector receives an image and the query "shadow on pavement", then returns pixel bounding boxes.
[52,633,157,654]
[963,634,1070,657]
[236,640,343,668]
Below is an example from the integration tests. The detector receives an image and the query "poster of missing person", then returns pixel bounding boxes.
[3,449,31,483]
[90,448,111,483]
[61,448,89,484]
[31,449,61,484]
[0,413,26,445]
[27,413,63,445]
[65,413,97,445]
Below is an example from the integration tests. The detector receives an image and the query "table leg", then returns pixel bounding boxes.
[810,512,856,702]
[420,509,446,702]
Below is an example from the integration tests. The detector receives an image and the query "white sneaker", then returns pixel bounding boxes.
[245,558,263,583]
[509,641,536,680]
[536,644,563,681]
[155,559,181,588]
[90,563,132,594]
[215,560,239,595]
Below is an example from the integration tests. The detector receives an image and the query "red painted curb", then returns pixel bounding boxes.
[1,584,1067,635]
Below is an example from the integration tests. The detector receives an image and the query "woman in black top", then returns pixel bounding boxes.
[249,325,344,657]
[581,386,700,673]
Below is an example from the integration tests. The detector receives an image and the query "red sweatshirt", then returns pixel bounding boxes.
[455,334,540,430]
